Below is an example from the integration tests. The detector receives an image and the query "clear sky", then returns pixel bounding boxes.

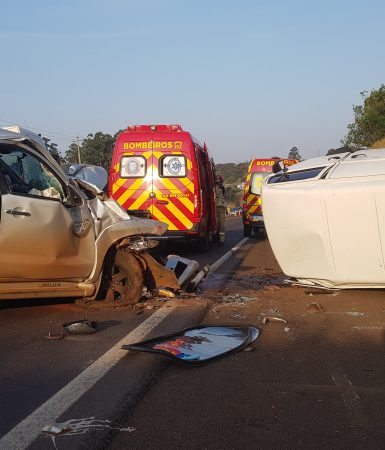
[1,0,384,163]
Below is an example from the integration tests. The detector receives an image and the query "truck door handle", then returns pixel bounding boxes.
[5,209,31,217]
[156,200,169,205]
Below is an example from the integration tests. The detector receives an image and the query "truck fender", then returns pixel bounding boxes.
[86,219,167,282]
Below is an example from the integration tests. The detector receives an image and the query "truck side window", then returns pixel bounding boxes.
[0,146,65,201]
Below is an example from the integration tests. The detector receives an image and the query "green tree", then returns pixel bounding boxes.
[215,161,250,184]
[343,84,385,148]
[42,136,60,162]
[288,146,302,161]
[65,131,119,169]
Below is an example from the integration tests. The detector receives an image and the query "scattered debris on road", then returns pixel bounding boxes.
[63,319,98,334]
[122,325,260,366]
[42,417,135,449]
[262,316,288,324]
[306,302,325,313]
[152,288,176,298]
[44,333,65,340]
[221,294,257,303]
[43,424,71,436]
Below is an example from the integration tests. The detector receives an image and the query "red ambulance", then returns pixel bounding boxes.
[109,125,217,250]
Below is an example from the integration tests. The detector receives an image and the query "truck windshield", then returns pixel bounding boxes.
[250,172,270,195]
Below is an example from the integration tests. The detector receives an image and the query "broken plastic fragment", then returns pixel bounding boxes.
[262,316,288,324]
[43,424,71,435]
[152,288,176,298]
[122,325,260,366]
[63,319,98,334]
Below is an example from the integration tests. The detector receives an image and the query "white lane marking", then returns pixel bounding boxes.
[209,237,249,273]
[0,304,177,450]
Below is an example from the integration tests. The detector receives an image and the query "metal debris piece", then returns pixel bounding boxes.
[284,327,291,333]
[262,316,288,324]
[165,255,200,288]
[44,333,65,340]
[306,302,325,313]
[189,264,210,290]
[139,253,180,291]
[63,319,98,334]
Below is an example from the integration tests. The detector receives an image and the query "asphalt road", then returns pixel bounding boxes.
[0,216,244,449]
[105,237,385,450]
[9,216,385,450]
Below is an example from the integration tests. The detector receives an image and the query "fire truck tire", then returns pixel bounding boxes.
[197,232,210,252]
[243,224,252,237]
[104,250,144,305]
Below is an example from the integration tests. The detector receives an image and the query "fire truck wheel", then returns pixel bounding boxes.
[243,224,252,237]
[197,232,210,252]
[104,250,144,305]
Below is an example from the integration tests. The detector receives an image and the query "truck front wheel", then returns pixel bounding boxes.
[104,250,144,305]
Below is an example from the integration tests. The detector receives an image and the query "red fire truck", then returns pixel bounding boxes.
[109,125,217,251]
[243,158,298,237]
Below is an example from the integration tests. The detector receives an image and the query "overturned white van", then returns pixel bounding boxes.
[261,149,385,289]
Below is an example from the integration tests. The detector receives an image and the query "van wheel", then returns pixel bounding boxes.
[104,250,144,305]
[197,232,210,252]
[244,224,252,237]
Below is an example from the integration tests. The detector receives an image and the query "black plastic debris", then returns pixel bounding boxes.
[122,325,259,366]
[63,319,98,334]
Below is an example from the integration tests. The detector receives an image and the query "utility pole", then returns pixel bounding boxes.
[76,137,81,164]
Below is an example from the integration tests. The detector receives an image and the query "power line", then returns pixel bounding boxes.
[0,118,85,141]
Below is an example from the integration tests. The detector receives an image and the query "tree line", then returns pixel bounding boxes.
[44,83,385,169]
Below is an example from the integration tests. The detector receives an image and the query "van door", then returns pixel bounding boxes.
[152,139,194,232]
[0,145,95,280]
[114,145,153,218]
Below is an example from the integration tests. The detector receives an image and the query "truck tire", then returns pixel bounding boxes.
[244,224,252,237]
[197,231,210,252]
[104,250,144,305]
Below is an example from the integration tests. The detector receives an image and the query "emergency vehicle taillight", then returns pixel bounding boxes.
[194,191,201,217]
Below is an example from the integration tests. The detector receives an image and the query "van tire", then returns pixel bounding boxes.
[244,224,252,237]
[197,232,210,252]
[104,250,144,305]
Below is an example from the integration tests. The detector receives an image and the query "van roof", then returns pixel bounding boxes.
[125,124,183,132]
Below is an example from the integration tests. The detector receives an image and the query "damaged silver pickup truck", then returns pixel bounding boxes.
[0,127,178,305]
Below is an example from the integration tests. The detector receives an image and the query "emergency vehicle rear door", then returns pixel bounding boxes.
[152,138,194,232]
[117,141,153,217]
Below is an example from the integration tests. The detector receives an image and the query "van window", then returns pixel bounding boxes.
[160,155,186,178]
[250,172,271,195]
[120,156,146,178]
[267,167,326,184]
